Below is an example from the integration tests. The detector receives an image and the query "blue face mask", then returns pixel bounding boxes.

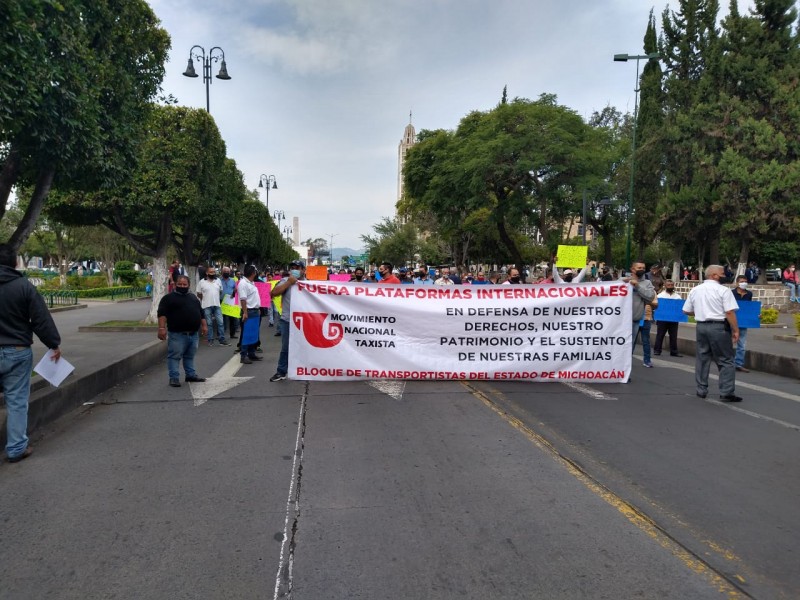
[290,269,301,278]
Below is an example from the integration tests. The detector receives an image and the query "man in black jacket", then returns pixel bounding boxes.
[157,275,208,387]
[0,244,62,463]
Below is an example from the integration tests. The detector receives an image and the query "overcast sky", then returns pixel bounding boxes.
[149,0,755,254]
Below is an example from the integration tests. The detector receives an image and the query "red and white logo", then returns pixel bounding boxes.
[292,312,344,348]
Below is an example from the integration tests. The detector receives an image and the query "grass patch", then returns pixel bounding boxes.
[94,320,157,327]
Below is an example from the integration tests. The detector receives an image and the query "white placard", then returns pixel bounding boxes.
[34,349,75,387]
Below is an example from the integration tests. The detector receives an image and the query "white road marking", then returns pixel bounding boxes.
[561,381,617,401]
[649,357,800,404]
[190,354,253,406]
[368,379,406,400]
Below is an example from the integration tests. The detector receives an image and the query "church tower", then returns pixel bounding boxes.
[397,113,417,205]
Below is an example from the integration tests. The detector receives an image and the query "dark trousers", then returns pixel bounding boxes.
[695,322,736,396]
[654,321,679,354]
[224,314,239,337]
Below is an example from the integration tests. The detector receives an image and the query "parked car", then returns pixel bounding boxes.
[765,267,782,282]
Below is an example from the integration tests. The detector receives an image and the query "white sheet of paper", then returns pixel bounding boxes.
[34,349,75,387]
[222,293,237,306]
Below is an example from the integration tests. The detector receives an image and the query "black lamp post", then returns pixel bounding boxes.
[274,210,285,231]
[283,225,293,244]
[613,52,660,269]
[182,45,231,113]
[582,191,613,244]
[258,174,278,211]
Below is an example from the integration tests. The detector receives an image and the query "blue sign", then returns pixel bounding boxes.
[653,298,689,323]
[736,301,762,329]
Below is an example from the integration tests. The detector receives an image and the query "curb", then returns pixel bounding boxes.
[0,340,164,451]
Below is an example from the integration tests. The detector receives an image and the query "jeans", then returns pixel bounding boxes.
[203,306,226,342]
[277,318,290,376]
[784,281,798,301]
[640,320,652,363]
[695,322,736,396]
[1,346,33,458]
[735,328,748,367]
[167,332,198,380]
[631,320,641,351]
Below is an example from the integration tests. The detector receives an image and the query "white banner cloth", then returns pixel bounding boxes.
[288,281,633,382]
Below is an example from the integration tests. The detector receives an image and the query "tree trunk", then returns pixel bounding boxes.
[708,235,720,266]
[697,245,705,282]
[8,166,56,251]
[736,239,750,277]
[146,253,169,324]
[0,147,21,224]
[671,248,681,281]
[497,219,524,271]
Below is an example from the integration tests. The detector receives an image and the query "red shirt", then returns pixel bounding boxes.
[379,274,401,284]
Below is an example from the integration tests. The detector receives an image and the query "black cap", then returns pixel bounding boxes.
[289,260,304,268]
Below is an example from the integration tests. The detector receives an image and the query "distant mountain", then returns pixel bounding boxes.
[331,247,363,261]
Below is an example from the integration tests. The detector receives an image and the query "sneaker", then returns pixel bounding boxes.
[207,340,215,347]
[270,373,286,382]
[274,331,281,337]
[185,375,206,382]
[169,378,181,387]
[269,323,274,327]
[643,362,653,368]
[248,355,263,361]
[256,347,263,353]
[240,356,252,364]
[735,366,750,373]
[219,340,231,346]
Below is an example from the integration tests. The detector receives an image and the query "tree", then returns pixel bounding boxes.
[404,96,609,269]
[0,0,169,250]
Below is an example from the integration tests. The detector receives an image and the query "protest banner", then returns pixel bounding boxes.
[652,298,688,323]
[287,281,632,382]
[556,245,588,268]
[736,301,762,329]
[330,274,352,282]
[306,265,328,281]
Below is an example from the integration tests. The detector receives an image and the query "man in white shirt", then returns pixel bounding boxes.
[682,265,741,402]
[195,266,229,347]
[238,265,262,364]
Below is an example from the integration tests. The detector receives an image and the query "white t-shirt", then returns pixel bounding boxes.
[683,280,738,321]
[238,277,261,310]
[195,278,223,309]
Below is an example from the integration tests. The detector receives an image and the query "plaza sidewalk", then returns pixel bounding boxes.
[2,299,799,454]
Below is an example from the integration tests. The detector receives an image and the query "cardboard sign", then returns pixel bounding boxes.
[254,282,272,307]
[330,273,352,282]
[220,294,241,318]
[306,265,329,281]
[736,300,762,329]
[556,245,588,268]
[653,298,689,323]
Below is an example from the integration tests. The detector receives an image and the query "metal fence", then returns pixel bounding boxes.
[39,290,79,308]
[109,286,146,300]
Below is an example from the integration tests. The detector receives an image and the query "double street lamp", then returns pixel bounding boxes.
[258,174,278,211]
[613,52,660,269]
[274,210,285,231]
[283,225,293,244]
[182,45,231,113]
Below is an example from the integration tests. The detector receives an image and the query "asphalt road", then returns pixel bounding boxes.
[1,330,798,599]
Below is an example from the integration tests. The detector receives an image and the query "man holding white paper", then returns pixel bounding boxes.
[0,244,62,464]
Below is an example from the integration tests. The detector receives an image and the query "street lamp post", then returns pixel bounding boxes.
[283,225,293,244]
[613,52,660,270]
[273,210,285,231]
[258,174,277,211]
[182,45,231,113]
[326,233,339,266]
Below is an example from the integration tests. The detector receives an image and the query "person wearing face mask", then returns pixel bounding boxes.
[471,270,491,285]
[622,262,656,356]
[733,275,753,373]
[196,266,229,347]
[157,275,208,387]
[682,265,741,402]
[502,267,523,284]
[413,266,435,284]
[782,263,799,303]
[269,261,306,381]
[653,279,683,358]
[351,267,368,283]
[377,261,401,284]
